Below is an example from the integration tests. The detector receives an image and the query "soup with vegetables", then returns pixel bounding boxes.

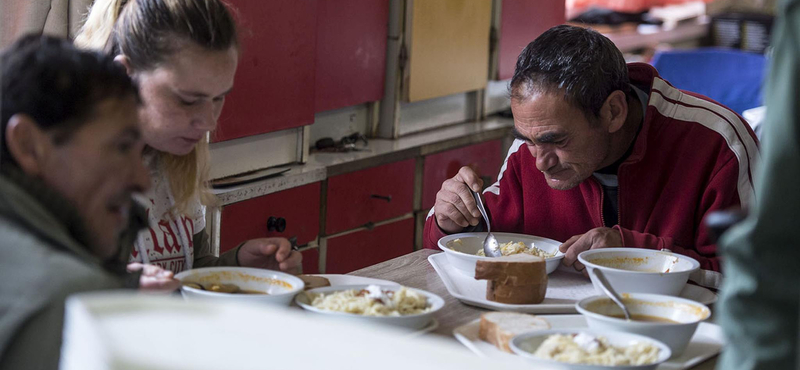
[183,282,268,295]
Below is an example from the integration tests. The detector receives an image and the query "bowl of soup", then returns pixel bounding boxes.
[576,293,711,357]
[578,248,700,296]
[438,232,564,277]
[175,267,304,306]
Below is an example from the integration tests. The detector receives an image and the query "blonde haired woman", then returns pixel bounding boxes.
[75,0,301,286]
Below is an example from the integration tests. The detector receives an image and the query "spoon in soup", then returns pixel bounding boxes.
[471,190,501,258]
[591,268,631,321]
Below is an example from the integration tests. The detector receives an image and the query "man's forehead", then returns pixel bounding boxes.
[81,97,141,131]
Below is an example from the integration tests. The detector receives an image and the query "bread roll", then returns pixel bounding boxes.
[474,254,547,304]
[298,275,331,290]
[478,312,550,353]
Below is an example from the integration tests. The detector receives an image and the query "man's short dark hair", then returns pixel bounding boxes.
[1,34,139,165]
[510,25,630,120]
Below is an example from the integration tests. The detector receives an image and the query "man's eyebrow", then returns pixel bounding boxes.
[511,128,531,142]
[534,132,566,144]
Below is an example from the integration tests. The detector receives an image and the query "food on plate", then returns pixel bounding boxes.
[479,312,551,353]
[474,240,555,258]
[299,275,331,290]
[474,254,547,304]
[181,282,267,294]
[308,285,430,316]
[533,333,661,366]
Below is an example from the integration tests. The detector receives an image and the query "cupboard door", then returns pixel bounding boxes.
[325,159,415,235]
[496,0,565,80]
[214,0,317,142]
[407,0,492,102]
[301,247,320,274]
[422,140,503,210]
[219,183,321,254]
[325,218,414,274]
[315,0,389,112]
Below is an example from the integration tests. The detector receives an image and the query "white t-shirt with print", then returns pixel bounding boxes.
[130,167,205,274]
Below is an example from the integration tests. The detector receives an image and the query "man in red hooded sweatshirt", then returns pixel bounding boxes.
[423,25,759,289]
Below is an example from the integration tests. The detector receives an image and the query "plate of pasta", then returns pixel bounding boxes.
[295,284,444,330]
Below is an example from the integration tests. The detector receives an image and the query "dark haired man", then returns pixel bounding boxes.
[0,35,150,369]
[424,25,759,287]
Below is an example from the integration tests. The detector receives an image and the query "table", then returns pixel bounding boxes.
[349,249,719,369]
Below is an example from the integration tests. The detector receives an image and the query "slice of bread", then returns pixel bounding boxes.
[478,312,551,353]
[298,275,331,290]
[474,254,547,304]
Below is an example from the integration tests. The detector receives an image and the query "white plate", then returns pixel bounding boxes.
[453,315,724,370]
[408,318,439,337]
[429,253,717,314]
[305,274,400,287]
[295,284,444,331]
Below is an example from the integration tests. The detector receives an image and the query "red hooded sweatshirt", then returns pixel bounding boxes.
[424,63,759,288]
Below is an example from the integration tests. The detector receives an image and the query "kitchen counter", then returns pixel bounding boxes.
[211,117,514,205]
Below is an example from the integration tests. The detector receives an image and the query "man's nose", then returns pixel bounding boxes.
[535,147,558,173]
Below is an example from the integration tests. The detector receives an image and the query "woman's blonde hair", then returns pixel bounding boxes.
[75,0,237,215]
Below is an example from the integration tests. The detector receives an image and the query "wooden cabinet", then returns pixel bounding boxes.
[325,159,415,235]
[325,217,414,274]
[214,0,317,142]
[219,183,321,254]
[495,0,565,80]
[315,0,389,112]
[421,140,504,209]
[405,0,492,102]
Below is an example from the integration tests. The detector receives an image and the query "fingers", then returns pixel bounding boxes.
[138,265,180,293]
[433,168,485,232]
[269,238,293,262]
[559,235,581,254]
[279,251,302,273]
[248,240,278,258]
[454,166,483,192]
[140,276,181,293]
[561,234,592,270]
[443,190,480,225]
[127,262,144,272]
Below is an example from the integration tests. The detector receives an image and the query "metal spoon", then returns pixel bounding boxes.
[591,268,631,321]
[471,190,502,257]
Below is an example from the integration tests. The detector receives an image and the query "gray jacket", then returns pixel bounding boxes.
[0,168,139,370]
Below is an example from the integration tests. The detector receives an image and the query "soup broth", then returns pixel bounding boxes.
[607,314,678,323]
[183,282,269,295]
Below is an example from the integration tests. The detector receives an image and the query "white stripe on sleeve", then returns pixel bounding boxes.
[649,78,759,208]
[484,139,526,196]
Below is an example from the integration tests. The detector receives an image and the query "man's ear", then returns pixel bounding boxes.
[5,114,51,176]
[114,54,134,76]
[599,90,628,134]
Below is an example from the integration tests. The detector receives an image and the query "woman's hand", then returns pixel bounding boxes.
[237,237,302,274]
[128,263,181,293]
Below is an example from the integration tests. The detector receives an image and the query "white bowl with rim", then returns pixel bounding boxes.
[578,248,700,296]
[576,293,711,357]
[510,328,671,370]
[175,266,304,306]
[295,284,444,330]
[438,232,564,277]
